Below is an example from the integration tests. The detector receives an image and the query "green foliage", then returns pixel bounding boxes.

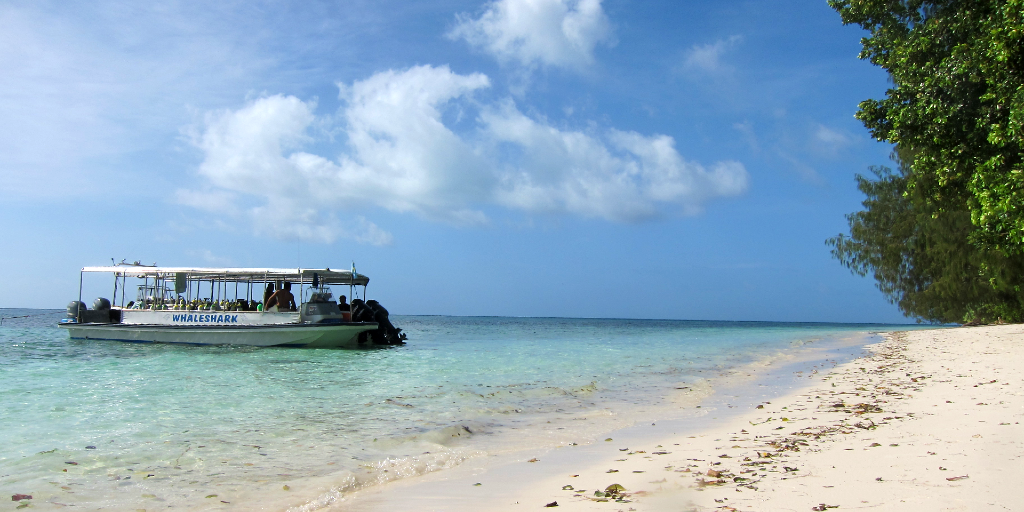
[828,156,1024,323]
[830,0,1024,253]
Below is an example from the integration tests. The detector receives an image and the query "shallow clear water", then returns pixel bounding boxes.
[0,310,930,510]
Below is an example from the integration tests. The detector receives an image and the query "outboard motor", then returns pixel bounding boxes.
[365,300,405,345]
[66,301,87,322]
[350,299,373,323]
[93,297,111,311]
[68,298,114,323]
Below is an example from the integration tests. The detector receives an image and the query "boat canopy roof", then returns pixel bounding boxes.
[80,266,369,286]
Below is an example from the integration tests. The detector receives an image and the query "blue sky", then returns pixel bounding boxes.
[0,0,911,323]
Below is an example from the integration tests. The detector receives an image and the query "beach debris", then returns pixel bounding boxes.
[854,419,877,430]
[619,448,629,451]
[570,474,579,477]
[783,466,799,472]
[632,471,645,473]
[561,485,573,490]
[86,445,96,450]
[697,477,727,487]
[528,458,539,463]
[282,485,290,491]
[605,438,613,441]
[544,501,558,507]
[474,483,482,486]
[811,504,839,511]
[756,405,764,409]
[205,494,218,498]
[606,469,619,473]
[707,469,725,478]
[869,443,882,447]
[65,461,78,465]
[12,494,32,501]
[946,475,969,481]
[853,403,883,414]
[604,484,626,496]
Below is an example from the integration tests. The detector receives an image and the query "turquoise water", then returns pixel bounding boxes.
[0,309,928,510]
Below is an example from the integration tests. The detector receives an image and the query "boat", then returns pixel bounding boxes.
[59,264,406,348]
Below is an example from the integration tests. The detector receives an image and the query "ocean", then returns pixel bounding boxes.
[0,309,931,511]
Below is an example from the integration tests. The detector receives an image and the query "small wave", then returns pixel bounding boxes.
[286,446,483,512]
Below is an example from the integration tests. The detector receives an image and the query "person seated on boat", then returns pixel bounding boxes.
[265,282,297,312]
[337,295,349,311]
[263,283,275,304]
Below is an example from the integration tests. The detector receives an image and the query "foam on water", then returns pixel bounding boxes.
[0,310,928,510]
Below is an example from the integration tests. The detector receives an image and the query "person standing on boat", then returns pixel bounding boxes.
[263,282,275,306]
[266,282,297,311]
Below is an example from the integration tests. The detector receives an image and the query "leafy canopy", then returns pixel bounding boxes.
[828,155,1024,323]
[830,0,1024,253]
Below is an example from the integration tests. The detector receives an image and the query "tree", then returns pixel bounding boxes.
[829,154,1024,323]
[829,0,1024,253]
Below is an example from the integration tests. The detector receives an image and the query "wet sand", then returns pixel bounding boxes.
[323,325,1022,512]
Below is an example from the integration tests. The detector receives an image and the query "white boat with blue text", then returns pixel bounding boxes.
[59,265,406,348]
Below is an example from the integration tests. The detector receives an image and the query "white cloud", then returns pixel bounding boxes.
[683,35,742,75]
[353,216,394,246]
[733,120,759,152]
[187,249,233,266]
[181,65,748,243]
[0,2,279,197]
[448,0,614,70]
[806,124,854,161]
[814,124,851,147]
[482,100,748,220]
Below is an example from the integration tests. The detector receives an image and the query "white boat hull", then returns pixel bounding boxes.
[60,322,380,348]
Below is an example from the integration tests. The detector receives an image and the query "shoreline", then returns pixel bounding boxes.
[321,325,1021,511]
[295,331,879,511]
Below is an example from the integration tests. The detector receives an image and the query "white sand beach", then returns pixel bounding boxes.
[327,325,1022,512]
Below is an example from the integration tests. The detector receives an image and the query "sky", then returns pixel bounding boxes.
[0,0,912,323]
